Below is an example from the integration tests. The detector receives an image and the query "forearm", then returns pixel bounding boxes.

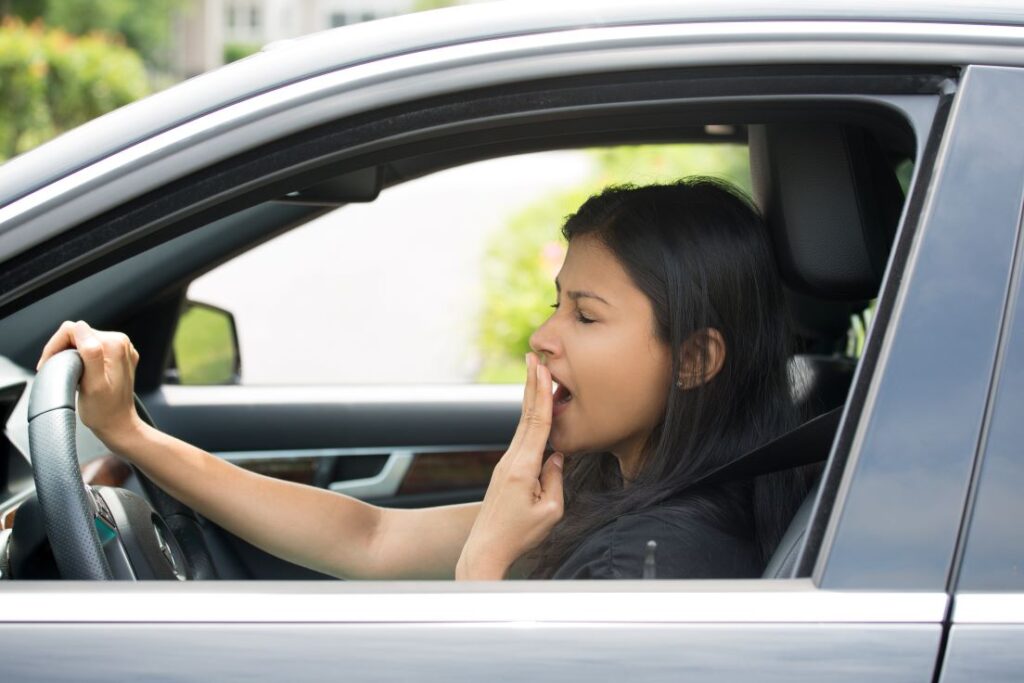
[98,416,484,579]
[96,418,397,578]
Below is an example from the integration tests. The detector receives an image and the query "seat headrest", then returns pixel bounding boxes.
[749,124,905,301]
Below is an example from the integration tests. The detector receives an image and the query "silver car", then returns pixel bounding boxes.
[0,1,1022,680]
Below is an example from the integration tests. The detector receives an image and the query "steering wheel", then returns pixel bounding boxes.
[27,349,218,580]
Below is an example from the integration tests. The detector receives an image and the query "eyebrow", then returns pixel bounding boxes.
[555,278,612,306]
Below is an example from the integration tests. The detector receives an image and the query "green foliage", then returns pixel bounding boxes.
[413,0,460,11]
[0,18,149,160]
[224,42,261,64]
[846,300,877,358]
[172,303,238,385]
[476,144,750,383]
[9,0,185,69]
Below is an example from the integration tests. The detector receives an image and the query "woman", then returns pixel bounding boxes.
[35,177,810,581]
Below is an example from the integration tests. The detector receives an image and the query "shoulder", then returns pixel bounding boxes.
[551,492,761,580]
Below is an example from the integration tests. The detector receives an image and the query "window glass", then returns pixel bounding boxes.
[178,144,750,385]
[957,225,1024,591]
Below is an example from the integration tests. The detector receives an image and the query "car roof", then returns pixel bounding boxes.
[0,0,1022,209]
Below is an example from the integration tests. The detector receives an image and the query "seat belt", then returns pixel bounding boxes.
[697,406,842,486]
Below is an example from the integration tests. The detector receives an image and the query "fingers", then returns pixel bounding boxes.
[522,361,553,454]
[505,354,553,471]
[36,320,78,370]
[523,352,537,417]
[539,452,564,513]
[36,320,139,383]
[504,352,535,455]
[71,322,110,392]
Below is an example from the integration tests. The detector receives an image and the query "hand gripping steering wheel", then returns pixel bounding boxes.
[27,349,218,580]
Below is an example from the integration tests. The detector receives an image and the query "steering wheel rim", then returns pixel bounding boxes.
[27,350,112,579]
[27,348,215,580]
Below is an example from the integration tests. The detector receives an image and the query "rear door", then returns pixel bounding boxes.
[939,66,1024,683]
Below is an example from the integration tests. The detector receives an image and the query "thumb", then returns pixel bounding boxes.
[540,452,564,508]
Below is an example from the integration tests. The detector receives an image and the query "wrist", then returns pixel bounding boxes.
[456,546,510,581]
[93,413,151,456]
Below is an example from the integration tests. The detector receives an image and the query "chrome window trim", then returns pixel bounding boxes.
[1,20,1021,261]
[953,593,1024,624]
[0,580,948,624]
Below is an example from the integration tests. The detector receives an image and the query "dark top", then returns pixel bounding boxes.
[550,485,762,580]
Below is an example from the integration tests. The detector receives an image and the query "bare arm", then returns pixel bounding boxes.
[37,320,480,580]
[99,419,480,579]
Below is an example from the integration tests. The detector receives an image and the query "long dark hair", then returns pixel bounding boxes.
[529,177,812,578]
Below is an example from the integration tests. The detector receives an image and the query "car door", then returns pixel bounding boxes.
[938,67,1024,680]
[1,16,1023,682]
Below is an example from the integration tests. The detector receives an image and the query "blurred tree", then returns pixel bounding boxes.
[6,0,185,69]
[0,18,148,159]
[224,41,260,64]
[476,144,751,383]
[413,0,459,11]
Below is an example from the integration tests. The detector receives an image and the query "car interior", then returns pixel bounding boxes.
[0,65,931,581]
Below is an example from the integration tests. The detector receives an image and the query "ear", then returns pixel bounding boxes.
[676,328,726,390]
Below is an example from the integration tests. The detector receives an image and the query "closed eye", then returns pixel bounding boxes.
[549,302,595,324]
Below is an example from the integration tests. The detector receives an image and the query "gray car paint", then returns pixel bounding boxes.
[2,17,1024,269]
[1,0,1023,210]
[0,623,942,683]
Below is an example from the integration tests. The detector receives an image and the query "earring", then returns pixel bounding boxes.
[675,379,684,389]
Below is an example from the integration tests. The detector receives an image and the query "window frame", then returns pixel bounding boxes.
[0,25,1000,619]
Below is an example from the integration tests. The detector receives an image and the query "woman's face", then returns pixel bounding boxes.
[529,234,673,476]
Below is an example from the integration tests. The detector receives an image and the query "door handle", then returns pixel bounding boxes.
[328,450,414,499]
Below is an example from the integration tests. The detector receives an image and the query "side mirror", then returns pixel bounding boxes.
[165,300,241,385]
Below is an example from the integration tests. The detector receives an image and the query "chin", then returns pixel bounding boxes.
[549,431,596,458]
[548,429,573,455]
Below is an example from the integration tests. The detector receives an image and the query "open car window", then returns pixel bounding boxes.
[173,143,751,387]
[0,60,952,591]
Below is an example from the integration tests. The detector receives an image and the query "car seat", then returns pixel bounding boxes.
[748,122,906,577]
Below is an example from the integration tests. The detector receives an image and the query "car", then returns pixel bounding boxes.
[0,0,1023,679]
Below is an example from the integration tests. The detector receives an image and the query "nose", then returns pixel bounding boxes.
[529,311,562,359]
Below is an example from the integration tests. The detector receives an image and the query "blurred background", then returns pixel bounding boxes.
[0,1,753,386]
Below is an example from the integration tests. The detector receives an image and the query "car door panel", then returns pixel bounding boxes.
[0,585,947,682]
[0,623,943,683]
[940,599,1024,683]
[139,385,518,578]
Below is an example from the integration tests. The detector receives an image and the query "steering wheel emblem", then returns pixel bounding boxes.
[153,524,185,580]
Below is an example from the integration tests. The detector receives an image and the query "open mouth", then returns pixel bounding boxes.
[551,374,573,417]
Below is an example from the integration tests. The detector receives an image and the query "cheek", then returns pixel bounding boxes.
[555,332,670,453]
[588,356,669,433]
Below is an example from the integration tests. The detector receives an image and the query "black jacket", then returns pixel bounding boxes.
[550,485,762,580]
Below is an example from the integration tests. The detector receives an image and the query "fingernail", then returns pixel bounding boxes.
[552,453,563,468]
